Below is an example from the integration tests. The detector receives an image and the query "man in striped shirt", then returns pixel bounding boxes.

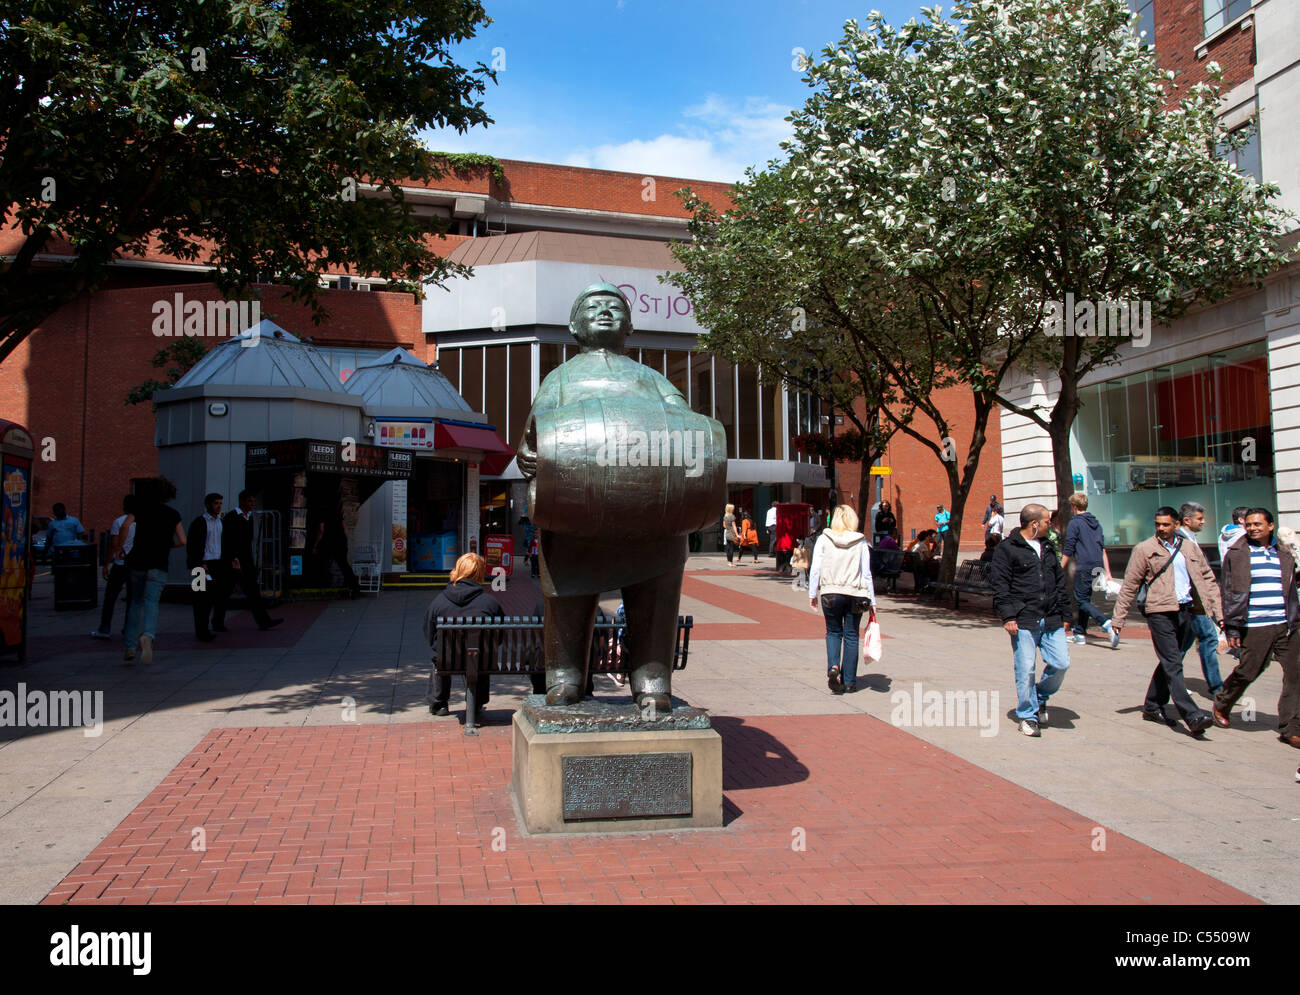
[1212,508,1300,747]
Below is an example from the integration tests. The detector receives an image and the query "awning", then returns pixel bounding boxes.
[434,422,513,455]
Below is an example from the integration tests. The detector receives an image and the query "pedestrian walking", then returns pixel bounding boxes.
[738,511,760,563]
[46,503,87,549]
[1059,492,1118,648]
[1211,508,1300,748]
[186,493,227,642]
[221,490,283,631]
[92,495,135,639]
[790,541,811,590]
[985,504,1005,545]
[981,494,1001,528]
[1218,505,1249,560]
[766,504,778,556]
[1111,507,1223,736]
[1176,501,1223,694]
[988,504,1072,737]
[809,505,875,694]
[123,477,186,665]
[424,553,503,723]
[723,503,738,566]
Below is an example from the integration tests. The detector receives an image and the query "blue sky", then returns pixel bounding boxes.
[424,0,921,183]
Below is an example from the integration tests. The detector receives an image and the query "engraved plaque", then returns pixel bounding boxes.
[562,752,692,821]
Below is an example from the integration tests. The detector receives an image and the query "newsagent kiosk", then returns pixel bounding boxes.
[153,322,509,590]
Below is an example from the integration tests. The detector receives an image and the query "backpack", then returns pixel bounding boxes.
[740,519,759,546]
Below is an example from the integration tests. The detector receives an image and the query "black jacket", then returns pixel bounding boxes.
[222,510,256,568]
[989,530,1071,629]
[874,511,896,534]
[422,580,503,664]
[1221,538,1300,638]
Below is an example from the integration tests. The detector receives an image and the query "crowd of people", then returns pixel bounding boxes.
[988,497,1300,752]
[87,479,283,666]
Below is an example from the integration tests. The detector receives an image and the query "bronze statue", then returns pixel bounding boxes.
[517,284,726,711]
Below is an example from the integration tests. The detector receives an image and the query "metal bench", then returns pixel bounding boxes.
[432,613,694,734]
[930,559,996,608]
[870,547,905,593]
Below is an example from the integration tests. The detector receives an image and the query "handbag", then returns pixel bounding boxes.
[862,605,883,664]
[1135,538,1182,615]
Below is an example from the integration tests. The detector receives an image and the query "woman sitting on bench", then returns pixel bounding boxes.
[424,553,503,722]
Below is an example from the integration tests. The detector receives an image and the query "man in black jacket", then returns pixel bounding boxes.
[989,503,1073,737]
[186,493,227,642]
[221,491,283,632]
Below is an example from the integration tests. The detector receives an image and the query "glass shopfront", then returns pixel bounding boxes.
[1072,340,1275,545]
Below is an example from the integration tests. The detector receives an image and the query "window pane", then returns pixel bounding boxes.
[691,352,712,418]
[484,345,507,436]
[461,346,483,412]
[539,343,563,381]
[1203,0,1225,34]
[761,375,779,460]
[713,357,735,459]
[738,364,759,459]
[640,348,665,376]
[508,343,530,446]
[439,347,460,394]
[666,349,690,404]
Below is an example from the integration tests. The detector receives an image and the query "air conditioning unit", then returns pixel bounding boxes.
[357,283,371,291]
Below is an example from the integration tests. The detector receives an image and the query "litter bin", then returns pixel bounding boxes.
[52,542,97,610]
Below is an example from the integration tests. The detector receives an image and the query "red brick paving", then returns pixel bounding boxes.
[43,713,1255,905]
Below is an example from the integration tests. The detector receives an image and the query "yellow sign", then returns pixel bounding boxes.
[869,466,892,476]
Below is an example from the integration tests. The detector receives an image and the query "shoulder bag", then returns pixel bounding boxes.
[1135,538,1182,616]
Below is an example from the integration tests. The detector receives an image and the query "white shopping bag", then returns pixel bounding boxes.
[862,608,883,664]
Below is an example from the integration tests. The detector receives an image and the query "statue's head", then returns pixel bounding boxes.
[568,283,632,352]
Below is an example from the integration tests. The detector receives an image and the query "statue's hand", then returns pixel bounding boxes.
[517,446,537,478]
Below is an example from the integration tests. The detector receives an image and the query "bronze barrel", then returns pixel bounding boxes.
[528,398,726,541]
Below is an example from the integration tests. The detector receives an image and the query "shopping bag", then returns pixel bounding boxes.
[862,607,883,664]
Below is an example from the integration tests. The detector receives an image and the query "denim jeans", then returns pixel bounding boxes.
[1179,612,1222,692]
[822,594,865,687]
[1071,570,1109,634]
[124,568,167,649]
[1009,620,1070,720]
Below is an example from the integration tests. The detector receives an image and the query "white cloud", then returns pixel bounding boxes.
[565,94,794,183]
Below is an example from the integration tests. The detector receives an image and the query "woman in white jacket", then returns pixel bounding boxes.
[809,505,876,694]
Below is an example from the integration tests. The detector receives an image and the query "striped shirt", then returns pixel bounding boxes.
[1247,542,1287,628]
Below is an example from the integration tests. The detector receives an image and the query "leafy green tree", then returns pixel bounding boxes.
[670,166,913,529]
[125,337,208,407]
[792,0,1292,529]
[1,0,497,363]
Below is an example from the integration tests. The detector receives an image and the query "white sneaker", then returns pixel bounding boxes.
[1072,633,1087,645]
[1103,619,1119,649]
[1037,705,1049,727]
[1020,719,1040,737]
[139,633,153,666]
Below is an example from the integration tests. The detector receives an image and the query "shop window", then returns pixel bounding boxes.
[1071,341,1274,545]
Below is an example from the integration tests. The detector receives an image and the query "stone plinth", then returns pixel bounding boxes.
[511,695,723,835]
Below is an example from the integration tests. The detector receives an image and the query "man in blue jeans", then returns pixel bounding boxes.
[1177,501,1223,695]
[989,503,1073,737]
[1059,491,1119,648]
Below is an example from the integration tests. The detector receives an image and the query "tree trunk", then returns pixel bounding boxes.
[1048,344,1083,534]
[857,455,871,531]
